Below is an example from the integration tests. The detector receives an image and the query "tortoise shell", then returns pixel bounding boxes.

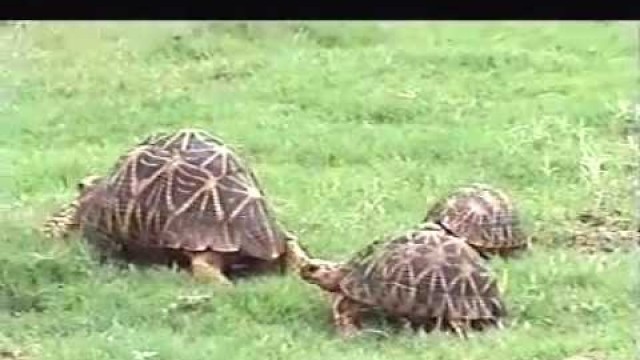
[423,183,528,258]
[76,128,287,261]
[338,222,506,329]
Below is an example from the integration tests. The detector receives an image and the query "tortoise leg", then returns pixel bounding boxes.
[41,200,81,239]
[331,293,363,338]
[42,175,103,239]
[448,319,470,339]
[189,251,232,286]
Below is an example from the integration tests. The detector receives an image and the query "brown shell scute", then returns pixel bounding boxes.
[78,129,286,260]
[341,225,506,324]
[423,183,528,257]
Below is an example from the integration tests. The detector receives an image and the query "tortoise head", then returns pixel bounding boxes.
[299,259,349,292]
[77,175,103,193]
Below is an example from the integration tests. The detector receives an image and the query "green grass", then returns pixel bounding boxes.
[1,21,638,360]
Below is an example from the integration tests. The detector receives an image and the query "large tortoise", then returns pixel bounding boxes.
[423,183,529,258]
[298,222,506,338]
[41,128,309,285]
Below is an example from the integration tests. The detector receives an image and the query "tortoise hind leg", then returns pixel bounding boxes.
[331,293,364,338]
[189,251,233,286]
[448,319,470,339]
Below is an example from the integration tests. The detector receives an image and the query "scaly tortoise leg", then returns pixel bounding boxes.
[189,251,233,286]
[41,200,81,239]
[331,293,364,338]
[448,319,470,339]
[41,175,102,239]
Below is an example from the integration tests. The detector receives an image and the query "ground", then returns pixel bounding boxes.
[0,21,638,360]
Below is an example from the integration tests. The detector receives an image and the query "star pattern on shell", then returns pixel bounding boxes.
[43,129,290,269]
[423,183,529,258]
[299,222,506,337]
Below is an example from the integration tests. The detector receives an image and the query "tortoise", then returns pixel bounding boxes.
[422,183,529,259]
[41,128,310,285]
[297,222,506,338]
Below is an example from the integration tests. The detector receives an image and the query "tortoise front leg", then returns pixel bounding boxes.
[41,200,81,239]
[189,251,233,286]
[331,293,364,338]
[448,319,470,339]
[42,174,103,239]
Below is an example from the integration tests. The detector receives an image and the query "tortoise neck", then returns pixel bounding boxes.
[321,263,350,292]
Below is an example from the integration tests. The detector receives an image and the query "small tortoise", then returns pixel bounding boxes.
[298,222,506,338]
[423,183,529,258]
[42,128,309,285]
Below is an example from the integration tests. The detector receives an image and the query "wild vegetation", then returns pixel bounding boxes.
[0,21,637,360]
